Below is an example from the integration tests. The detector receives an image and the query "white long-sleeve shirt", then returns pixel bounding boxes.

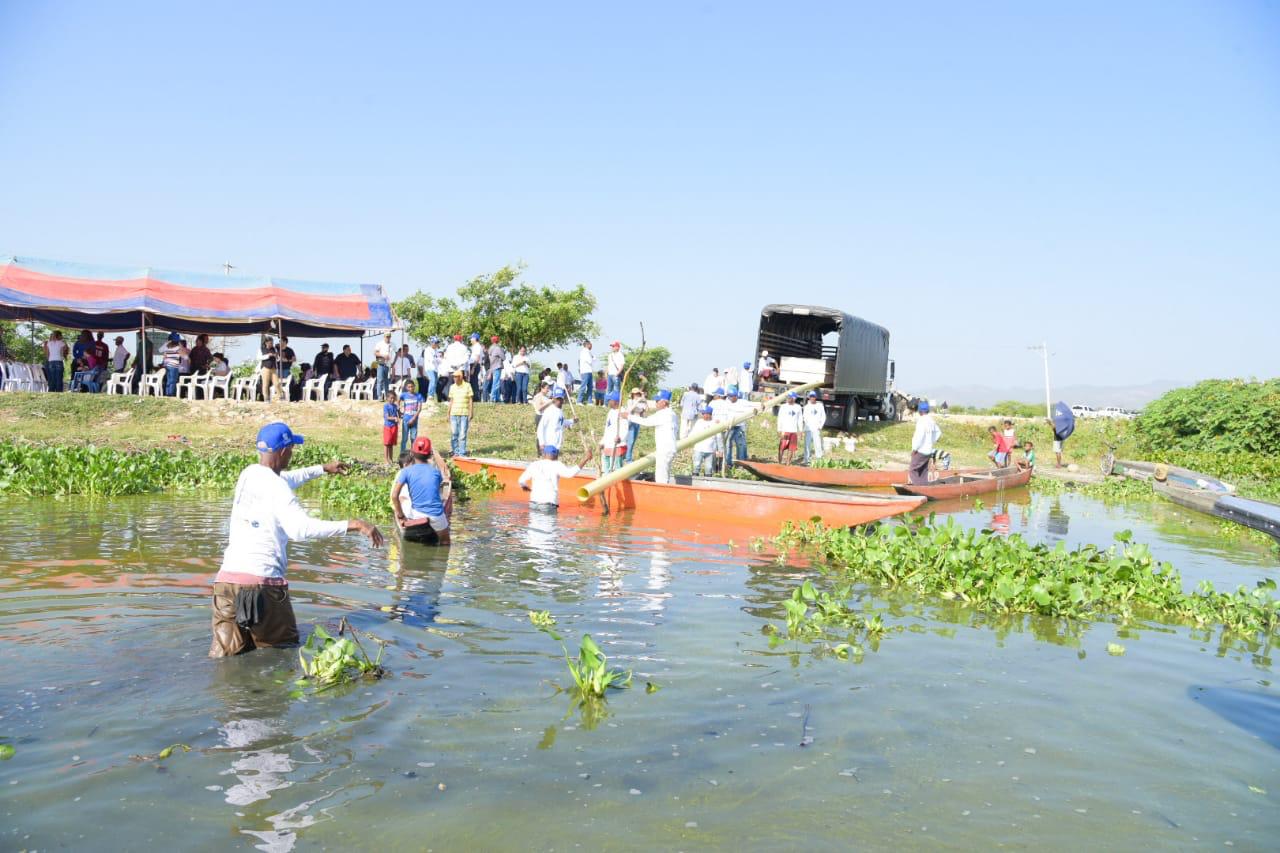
[911,414,942,455]
[631,407,678,456]
[518,460,581,506]
[537,406,569,450]
[216,465,346,582]
[776,403,803,434]
[803,401,826,431]
[601,407,627,449]
[689,417,722,454]
[578,347,595,375]
[443,341,469,372]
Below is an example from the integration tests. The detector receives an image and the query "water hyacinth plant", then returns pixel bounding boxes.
[773,516,1280,638]
[527,611,632,698]
[297,622,386,688]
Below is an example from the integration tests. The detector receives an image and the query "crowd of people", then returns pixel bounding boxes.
[39,328,231,394]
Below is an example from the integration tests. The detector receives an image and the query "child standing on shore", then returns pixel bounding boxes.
[382,391,400,463]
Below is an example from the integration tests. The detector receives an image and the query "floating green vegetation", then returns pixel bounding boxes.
[296,622,387,689]
[1031,475,1155,503]
[157,743,191,760]
[0,440,500,518]
[773,516,1280,638]
[528,611,632,698]
[808,457,871,470]
[0,738,14,760]
[765,578,889,661]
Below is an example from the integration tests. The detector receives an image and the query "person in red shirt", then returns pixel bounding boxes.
[987,425,1012,468]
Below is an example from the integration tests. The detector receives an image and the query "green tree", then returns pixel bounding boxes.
[0,321,49,362]
[621,344,673,391]
[394,264,599,353]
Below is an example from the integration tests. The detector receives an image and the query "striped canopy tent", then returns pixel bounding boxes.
[0,255,395,337]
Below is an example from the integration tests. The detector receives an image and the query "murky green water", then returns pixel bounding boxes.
[1,490,1277,850]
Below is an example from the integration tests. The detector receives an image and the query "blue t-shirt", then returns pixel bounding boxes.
[383,402,399,428]
[395,463,446,516]
[400,392,423,421]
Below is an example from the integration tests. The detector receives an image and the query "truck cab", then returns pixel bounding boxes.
[755,304,895,430]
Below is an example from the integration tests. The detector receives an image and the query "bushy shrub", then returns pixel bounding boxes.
[1133,379,1280,456]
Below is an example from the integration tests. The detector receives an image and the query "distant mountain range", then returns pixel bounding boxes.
[913,380,1185,410]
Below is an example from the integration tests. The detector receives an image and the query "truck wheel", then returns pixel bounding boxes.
[843,404,858,432]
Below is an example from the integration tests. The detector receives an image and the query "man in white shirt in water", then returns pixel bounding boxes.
[209,422,384,657]
[519,444,593,510]
[629,389,679,484]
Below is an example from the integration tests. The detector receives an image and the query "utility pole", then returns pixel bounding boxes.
[222,262,235,275]
[1028,342,1051,418]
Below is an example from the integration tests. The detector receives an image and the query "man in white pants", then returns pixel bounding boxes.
[629,389,678,484]
[802,390,827,463]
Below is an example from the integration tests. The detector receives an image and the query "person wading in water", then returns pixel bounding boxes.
[209,422,384,657]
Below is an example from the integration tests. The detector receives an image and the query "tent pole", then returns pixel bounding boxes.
[138,313,146,396]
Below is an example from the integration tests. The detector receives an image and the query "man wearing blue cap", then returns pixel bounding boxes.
[518,443,593,510]
[537,387,575,455]
[776,391,803,464]
[909,401,942,485]
[689,405,721,476]
[741,360,754,393]
[209,422,384,657]
[725,389,755,469]
[629,390,678,483]
[600,390,627,472]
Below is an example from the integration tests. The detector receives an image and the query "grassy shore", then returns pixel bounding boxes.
[0,392,1131,477]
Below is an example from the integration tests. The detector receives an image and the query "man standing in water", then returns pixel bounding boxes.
[209,423,384,657]
[908,401,941,485]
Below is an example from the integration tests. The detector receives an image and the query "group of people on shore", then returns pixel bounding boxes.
[40,329,232,395]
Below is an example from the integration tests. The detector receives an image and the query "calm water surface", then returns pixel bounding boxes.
[1,489,1277,851]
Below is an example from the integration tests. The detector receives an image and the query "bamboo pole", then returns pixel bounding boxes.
[576,380,824,502]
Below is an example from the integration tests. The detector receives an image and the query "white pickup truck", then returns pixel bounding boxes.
[1071,404,1098,420]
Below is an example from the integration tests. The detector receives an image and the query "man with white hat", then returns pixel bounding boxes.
[775,391,803,464]
[628,390,679,484]
[758,350,776,383]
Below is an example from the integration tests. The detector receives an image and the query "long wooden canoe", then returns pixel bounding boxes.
[735,458,982,488]
[1153,480,1280,542]
[452,456,925,530]
[892,466,1033,500]
[1104,457,1234,493]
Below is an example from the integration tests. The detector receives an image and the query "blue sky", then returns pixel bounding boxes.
[1,1,1276,395]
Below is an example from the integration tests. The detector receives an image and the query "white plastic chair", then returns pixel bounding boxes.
[349,378,375,401]
[176,375,200,399]
[230,376,256,401]
[206,374,231,399]
[303,377,327,401]
[141,369,165,397]
[328,377,354,400]
[28,364,49,392]
[105,372,132,394]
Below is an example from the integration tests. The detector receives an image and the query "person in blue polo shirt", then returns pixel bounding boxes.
[391,436,452,545]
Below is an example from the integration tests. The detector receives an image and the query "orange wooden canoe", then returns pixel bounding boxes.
[892,466,1033,500]
[453,456,925,530]
[735,459,985,488]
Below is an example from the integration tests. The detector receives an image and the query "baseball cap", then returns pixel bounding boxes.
[656,390,672,402]
[761,349,769,356]
[470,332,480,340]
[429,336,440,343]
[412,436,433,455]
[168,332,181,342]
[743,361,750,368]
[256,422,304,452]
[918,401,930,412]
[605,391,621,402]
[544,445,559,455]
[714,387,725,396]
[807,390,818,398]
[610,341,621,348]
[491,335,499,342]
[728,390,739,399]
[701,406,714,415]
[787,392,798,399]
[551,388,566,399]
[453,334,463,341]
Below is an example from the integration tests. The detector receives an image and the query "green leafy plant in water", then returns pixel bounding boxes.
[809,457,871,470]
[767,578,891,660]
[157,743,191,760]
[0,738,14,760]
[297,621,387,689]
[528,611,632,698]
[771,516,1280,644]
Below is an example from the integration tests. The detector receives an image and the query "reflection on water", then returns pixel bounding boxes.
[0,492,1277,850]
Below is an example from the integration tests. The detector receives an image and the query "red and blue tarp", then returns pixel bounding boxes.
[0,255,395,337]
